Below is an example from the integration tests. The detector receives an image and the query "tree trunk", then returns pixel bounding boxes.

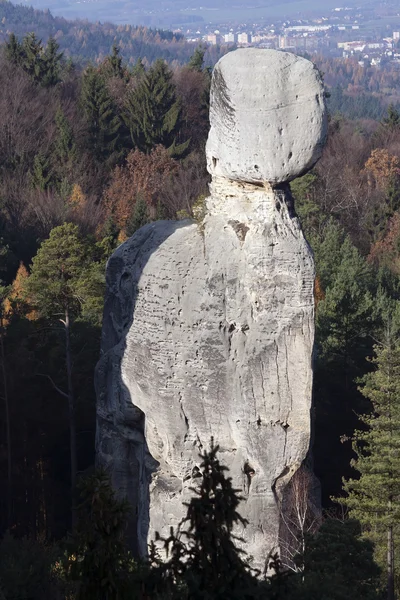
[65,306,77,529]
[388,525,395,600]
[0,318,11,526]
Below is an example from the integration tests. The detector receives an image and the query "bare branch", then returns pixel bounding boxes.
[37,373,68,399]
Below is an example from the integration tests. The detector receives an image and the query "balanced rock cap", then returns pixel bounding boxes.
[206,48,328,185]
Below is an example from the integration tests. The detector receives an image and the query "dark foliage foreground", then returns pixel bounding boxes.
[0,442,382,600]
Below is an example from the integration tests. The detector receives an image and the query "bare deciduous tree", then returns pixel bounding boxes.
[279,465,321,573]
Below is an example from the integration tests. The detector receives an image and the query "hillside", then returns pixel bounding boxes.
[0,0,226,65]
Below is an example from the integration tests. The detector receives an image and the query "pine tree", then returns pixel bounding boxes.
[25,223,105,528]
[81,66,122,163]
[338,343,400,600]
[124,59,189,156]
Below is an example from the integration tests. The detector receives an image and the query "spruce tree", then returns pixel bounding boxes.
[382,104,400,130]
[338,343,400,600]
[124,59,189,156]
[148,440,262,599]
[81,66,122,163]
[126,195,148,237]
[21,32,45,84]
[30,153,53,191]
[188,46,206,72]
[41,36,63,87]
[5,33,22,65]
[107,43,124,79]
[53,108,76,177]
[131,57,145,78]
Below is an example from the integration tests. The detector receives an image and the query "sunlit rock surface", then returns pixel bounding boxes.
[96,48,327,568]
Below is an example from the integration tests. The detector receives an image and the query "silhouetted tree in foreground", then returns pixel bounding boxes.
[145,439,266,599]
[60,442,383,600]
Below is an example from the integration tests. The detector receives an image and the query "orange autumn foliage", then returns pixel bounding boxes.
[369,211,400,274]
[363,148,400,190]
[103,145,178,231]
[3,262,37,322]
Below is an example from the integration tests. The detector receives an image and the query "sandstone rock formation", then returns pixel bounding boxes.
[207,49,326,184]
[95,48,327,568]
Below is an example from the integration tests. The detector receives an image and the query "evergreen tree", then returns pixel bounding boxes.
[382,104,400,130]
[131,57,145,78]
[66,470,133,600]
[147,440,264,599]
[126,195,148,237]
[30,153,53,190]
[124,58,189,156]
[315,221,375,364]
[5,33,22,65]
[80,66,122,163]
[282,519,382,600]
[338,343,400,600]
[25,223,105,528]
[21,32,45,84]
[53,108,76,177]
[107,43,124,79]
[188,46,206,72]
[41,36,63,87]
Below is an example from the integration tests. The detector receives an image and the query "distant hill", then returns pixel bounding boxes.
[0,0,226,65]
[24,0,362,29]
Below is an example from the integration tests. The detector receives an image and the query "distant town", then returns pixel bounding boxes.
[178,4,400,66]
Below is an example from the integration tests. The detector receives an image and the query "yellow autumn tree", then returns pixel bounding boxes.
[68,183,87,218]
[3,262,37,322]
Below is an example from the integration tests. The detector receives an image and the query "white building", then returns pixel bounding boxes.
[224,32,235,43]
[237,32,250,45]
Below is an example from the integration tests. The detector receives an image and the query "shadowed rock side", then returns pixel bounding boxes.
[95,48,326,569]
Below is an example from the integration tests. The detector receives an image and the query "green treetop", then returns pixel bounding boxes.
[107,43,125,79]
[338,342,400,599]
[21,32,45,84]
[80,66,122,163]
[25,223,106,528]
[124,58,189,157]
[41,36,63,87]
[5,33,23,65]
[188,46,206,72]
[54,108,76,167]
[382,104,400,130]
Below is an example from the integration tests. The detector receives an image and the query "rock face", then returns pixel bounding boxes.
[206,49,327,185]
[95,48,327,569]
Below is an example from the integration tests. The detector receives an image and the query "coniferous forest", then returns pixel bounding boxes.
[2,7,400,599]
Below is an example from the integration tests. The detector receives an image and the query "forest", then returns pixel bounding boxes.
[1,16,400,600]
[0,0,226,66]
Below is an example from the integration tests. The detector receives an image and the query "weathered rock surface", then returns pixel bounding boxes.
[206,49,327,184]
[96,48,326,569]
